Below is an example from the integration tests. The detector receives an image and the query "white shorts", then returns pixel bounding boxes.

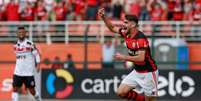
[121,69,159,96]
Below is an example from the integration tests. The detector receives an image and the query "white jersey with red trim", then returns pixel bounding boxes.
[14,39,40,76]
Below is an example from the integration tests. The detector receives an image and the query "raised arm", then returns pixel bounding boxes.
[98,8,119,33]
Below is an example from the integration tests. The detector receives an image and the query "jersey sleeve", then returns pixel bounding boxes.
[136,38,149,50]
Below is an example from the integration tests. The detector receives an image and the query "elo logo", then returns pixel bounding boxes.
[46,69,74,98]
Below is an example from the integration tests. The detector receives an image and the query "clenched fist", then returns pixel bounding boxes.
[98,8,105,19]
[114,52,125,60]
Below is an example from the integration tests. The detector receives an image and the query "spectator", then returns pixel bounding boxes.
[5,0,19,34]
[18,0,27,14]
[128,0,141,17]
[149,2,164,34]
[34,0,49,35]
[85,0,98,20]
[5,0,19,21]
[101,0,112,18]
[63,54,76,70]
[183,0,192,20]
[34,0,48,21]
[21,2,34,21]
[139,0,150,20]
[52,1,66,33]
[65,1,76,20]
[44,0,55,12]
[0,0,198,21]
[173,0,184,21]
[191,3,201,34]
[0,5,5,21]
[102,39,116,69]
[73,0,85,20]
[51,56,63,69]
[191,3,201,21]
[167,0,176,20]
[150,3,163,21]
[43,58,51,67]
[124,0,132,15]
[54,1,67,21]
[112,0,123,20]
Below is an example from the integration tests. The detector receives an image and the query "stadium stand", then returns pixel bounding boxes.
[0,0,200,70]
[0,0,200,21]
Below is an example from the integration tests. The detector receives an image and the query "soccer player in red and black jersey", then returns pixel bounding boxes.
[98,8,159,101]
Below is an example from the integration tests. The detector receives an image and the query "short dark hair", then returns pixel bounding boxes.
[67,54,72,58]
[18,26,26,30]
[125,14,138,25]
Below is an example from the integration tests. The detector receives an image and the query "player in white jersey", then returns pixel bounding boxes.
[12,26,42,101]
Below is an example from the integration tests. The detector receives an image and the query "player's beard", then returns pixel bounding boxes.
[18,36,25,41]
[126,28,131,35]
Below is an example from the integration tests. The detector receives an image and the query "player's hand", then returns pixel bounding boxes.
[114,52,125,60]
[36,64,41,73]
[98,8,105,19]
[36,68,40,73]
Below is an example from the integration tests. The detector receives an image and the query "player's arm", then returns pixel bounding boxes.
[115,50,145,62]
[98,8,119,33]
[32,44,41,72]
[32,45,40,64]
[115,38,148,62]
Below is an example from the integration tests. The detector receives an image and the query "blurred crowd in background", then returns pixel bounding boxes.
[0,0,200,21]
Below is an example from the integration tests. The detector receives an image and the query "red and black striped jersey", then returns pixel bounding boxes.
[119,28,157,72]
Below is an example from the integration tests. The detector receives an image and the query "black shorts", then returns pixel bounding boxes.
[12,75,35,88]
